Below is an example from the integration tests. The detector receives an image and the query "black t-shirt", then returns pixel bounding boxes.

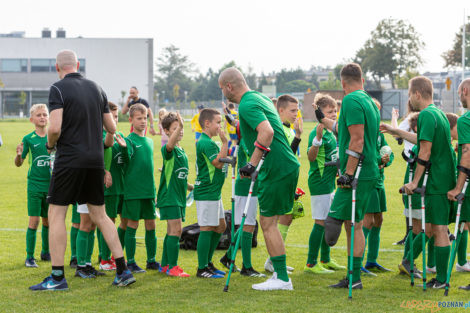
[129,98,149,108]
[48,72,109,169]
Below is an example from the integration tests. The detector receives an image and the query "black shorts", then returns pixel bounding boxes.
[48,168,104,206]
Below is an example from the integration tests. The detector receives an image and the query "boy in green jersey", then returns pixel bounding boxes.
[305,94,344,274]
[362,99,394,274]
[116,103,158,273]
[263,94,302,273]
[194,108,229,278]
[157,112,191,277]
[15,103,51,267]
[449,79,470,291]
[382,76,456,289]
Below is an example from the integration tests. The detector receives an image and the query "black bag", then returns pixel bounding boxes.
[179,210,258,250]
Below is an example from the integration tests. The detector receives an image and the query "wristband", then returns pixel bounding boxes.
[312,137,322,147]
[45,142,55,150]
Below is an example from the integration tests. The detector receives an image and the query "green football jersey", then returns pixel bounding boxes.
[238,91,300,183]
[376,133,394,188]
[21,131,51,192]
[235,140,258,197]
[194,133,226,201]
[157,144,189,208]
[282,124,295,145]
[417,104,456,194]
[121,132,156,200]
[337,90,380,180]
[457,111,470,197]
[103,130,125,196]
[307,127,337,195]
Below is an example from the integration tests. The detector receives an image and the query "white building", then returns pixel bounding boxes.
[0,30,153,117]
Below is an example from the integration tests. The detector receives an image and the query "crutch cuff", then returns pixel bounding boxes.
[457,165,470,176]
[416,158,431,169]
[345,149,365,161]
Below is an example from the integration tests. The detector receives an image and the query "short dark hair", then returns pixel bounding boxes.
[161,112,179,130]
[340,63,363,84]
[129,103,147,118]
[446,112,458,130]
[228,103,235,110]
[199,108,221,128]
[130,86,138,91]
[314,93,336,110]
[276,94,298,111]
[108,101,118,111]
[409,76,433,100]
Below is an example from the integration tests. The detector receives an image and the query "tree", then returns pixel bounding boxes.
[245,65,257,90]
[257,73,268,91]
[395,68,420,89]
[319,72,342,90]
[355,18,424,89]
[155,45,195,102]
[283,80,315,93]
[276,68,305,93]
[442,23,470,68]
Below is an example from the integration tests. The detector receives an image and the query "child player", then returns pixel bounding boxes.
[116,103,158,273]
[265,94,301,273]
[157,112,190,277]
[15,103,51,267]
[194,108,228,278]
[305,94,345,274]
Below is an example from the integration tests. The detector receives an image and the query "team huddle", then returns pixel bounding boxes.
[14,52,470,294]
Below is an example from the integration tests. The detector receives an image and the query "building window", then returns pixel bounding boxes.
[78,59,86,73]
[1,59,27,72]
[31,59,55,72]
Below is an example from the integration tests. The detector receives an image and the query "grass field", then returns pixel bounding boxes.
[1,120,470,313]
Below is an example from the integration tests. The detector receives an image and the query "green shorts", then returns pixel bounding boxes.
[329,179,377,222]
[27,191,48,217]
[105,195,124,219]
[424,194,451,225]
[403,193,421,211]
[122,199,157,221]
[461,199,470,223]
[159,206,186,222]
[366,187,387,214]
[258,168,299,217]
[71,203,80,224]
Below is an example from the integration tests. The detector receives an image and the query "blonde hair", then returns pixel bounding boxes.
[30,103,49,116]
[129,103,147,118]
[158,108,168,119]
[314,93,336,110]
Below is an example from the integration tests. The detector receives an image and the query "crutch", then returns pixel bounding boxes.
[219,145,239,269]
[346,150,365,300]
[413,161,431,291]
[444,167,470,296]
[223,149,269,292]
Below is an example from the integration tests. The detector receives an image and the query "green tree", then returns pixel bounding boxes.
[442,23,470,68]
[283,80,315,93]
[355,18,424,89]
[395,68,420,89]
[155,45,194,102]
[319,72,342,90]
[257,73,268,91]
[276,68,305,93]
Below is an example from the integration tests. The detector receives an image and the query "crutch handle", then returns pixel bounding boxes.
[219,157,236,166]
[455,193,465,204]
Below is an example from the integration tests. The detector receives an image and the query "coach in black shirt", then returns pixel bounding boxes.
[121,86,156,135]
[29,50,135,291]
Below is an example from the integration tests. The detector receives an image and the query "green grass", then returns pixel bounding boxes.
[0,121,469,313]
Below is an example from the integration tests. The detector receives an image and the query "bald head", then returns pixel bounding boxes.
[459,78,470,92]
[459,78,470,108]
[219,67,247,89]
[56,50,78,71]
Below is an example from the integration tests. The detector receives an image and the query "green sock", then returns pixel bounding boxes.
[96,228,102,259]
[407,233,430,262]
[427,237,436,268]
[77,230,89,267]
[278,223,289,242]
[125,227,137,264]
[145,229,157,263]
[161,234,169,266]
[100,230,111,261]
[435,245,451,283]
[362,227,371,261]
[241,231,253,269]
[208,232,222,263]
[70,226,79,259]
[367,227,381,263]
[167,235,180,269]
[85,229,95,264]
[320,232,331,263]
[271,254,289,282]
[353,256,362,282]
[41,226,49,253]
[307,224,323,265]
[26,228,37,259]
[458,230,468,266]
[117,226,126,249]
[403,232,416,260]
[197,231,212,269]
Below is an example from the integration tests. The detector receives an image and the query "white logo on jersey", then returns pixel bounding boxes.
[34,143,40,147]
[136,145,142,148]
